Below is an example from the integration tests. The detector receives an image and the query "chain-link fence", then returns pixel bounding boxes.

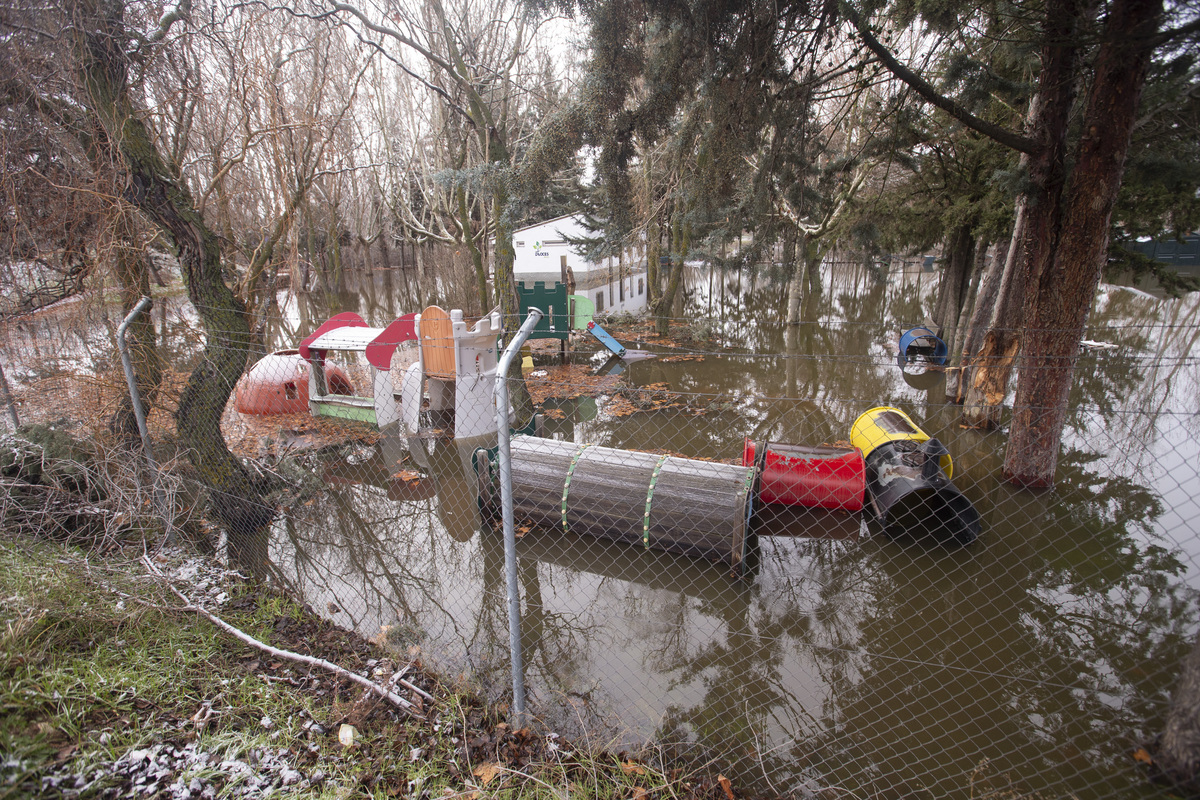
[2,277,1198,800]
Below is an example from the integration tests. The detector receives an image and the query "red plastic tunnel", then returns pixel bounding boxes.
[743,438,865,511]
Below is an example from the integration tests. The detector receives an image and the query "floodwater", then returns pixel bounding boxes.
[252,260,1200,799]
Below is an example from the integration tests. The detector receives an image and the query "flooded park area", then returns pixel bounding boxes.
[3,258,1199,799]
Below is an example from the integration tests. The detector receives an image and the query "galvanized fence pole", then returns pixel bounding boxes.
[495,308,543,726]
[117,296,167,531]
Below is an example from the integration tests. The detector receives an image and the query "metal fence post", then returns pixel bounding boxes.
[495,308,543,726]
[118,296,163,504]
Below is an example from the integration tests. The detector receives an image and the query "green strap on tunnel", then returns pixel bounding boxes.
[741,467,757,503]
[561,443,593,534]
[643,455,670,548]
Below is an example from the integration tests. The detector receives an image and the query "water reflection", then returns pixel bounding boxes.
[256,260,1199,798]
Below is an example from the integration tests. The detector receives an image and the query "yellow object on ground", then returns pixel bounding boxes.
[850,406,953,478]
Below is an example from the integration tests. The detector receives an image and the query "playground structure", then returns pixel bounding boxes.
[498,436,757,571]
[517,280,631,359]
[296,307,503,438]
[234,349,354,416]
[279,283,628,437]
[897,326,948,366]
[849,406,980,545]
[297,312,418,428]
[274,305,981,565]
[896,326,950,390]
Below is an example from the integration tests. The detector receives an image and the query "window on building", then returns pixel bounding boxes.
[595,291,604,312]
[619,279,625,302]
[638,278,644,296]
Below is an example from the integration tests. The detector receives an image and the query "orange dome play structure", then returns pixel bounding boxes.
[234,349,353,415]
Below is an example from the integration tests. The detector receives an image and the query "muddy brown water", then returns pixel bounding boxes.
[253,261,1200,799]
[16,260,1191,798]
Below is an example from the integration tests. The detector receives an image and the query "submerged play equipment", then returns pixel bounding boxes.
[297,306,503,437]
[898,327,948,366]
[298,312,418,427]
[516,280,639,362]
[282,305,981,570]
[849,407,980,546]
[896,327,948,390]
[406,306,504,438]
[743,439,865,511]
[491,435,756,572]
[235,349,354,416]
[585,320,626,358]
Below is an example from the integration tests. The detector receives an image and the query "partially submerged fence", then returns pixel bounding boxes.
[2,293,1199,800]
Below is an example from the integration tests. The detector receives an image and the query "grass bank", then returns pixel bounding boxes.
[0,536,722,800]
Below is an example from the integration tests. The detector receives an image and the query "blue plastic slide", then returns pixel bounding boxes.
[586,320,626,358]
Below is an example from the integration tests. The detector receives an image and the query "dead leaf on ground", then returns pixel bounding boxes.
[472,762,505,785]
[621,761,646,776]
[1133,748,1154,765]
[631,788,648,800]
[718,774,735,800]
[527,363,623,404]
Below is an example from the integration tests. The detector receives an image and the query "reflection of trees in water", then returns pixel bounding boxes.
[273,482,429,632]
[240,263,1199,797]
[578,261,933,460]
[258,265,480,353]
[267,446,486,666]
[627,446,1196,797]
[815,474,1191,796]
[516,557,602,709]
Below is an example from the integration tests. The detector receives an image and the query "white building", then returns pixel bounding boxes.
[511,214,649,315]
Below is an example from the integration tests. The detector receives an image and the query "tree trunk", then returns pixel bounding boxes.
[77,0,273,542]
[785,234,807,326]
[492,187,533,427]
[653,213,688,337]
[1160,632,1200,790]
[945,239,988,401]
[1004,0,1162,486]
[646,212,662,306]
[459,186,490,312]
[932,223,975,342]
[963,0,1078,429]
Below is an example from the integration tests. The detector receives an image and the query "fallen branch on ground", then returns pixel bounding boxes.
[140,555,422,717]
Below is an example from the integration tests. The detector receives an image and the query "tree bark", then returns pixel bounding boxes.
[931,223,975,342]
[1004,0,1163,486]
[646,211,662,306]
[964,0,1079,429]
[76,0,273,538]
[945,238,988,401]
[653,211,688,337]
[458,185,490,312]
[1160,632,1200,790]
